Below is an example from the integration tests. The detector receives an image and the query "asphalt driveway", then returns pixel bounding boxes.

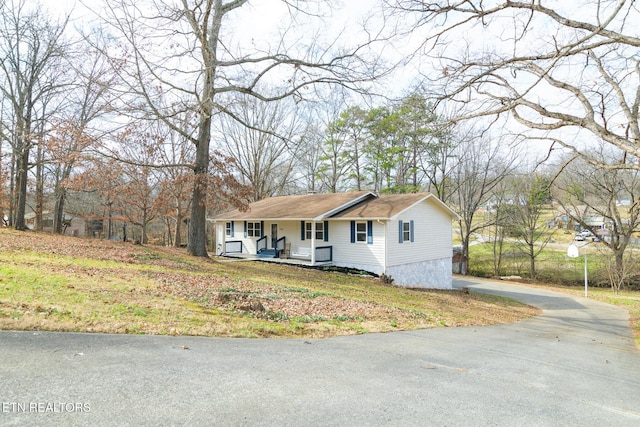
[1,277,639,426]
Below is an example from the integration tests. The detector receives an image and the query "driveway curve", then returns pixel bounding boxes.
[1,277,639,426]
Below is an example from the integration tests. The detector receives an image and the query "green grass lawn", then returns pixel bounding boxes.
[0,229,538,338]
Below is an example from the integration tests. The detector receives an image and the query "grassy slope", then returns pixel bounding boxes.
[0,228,538,338]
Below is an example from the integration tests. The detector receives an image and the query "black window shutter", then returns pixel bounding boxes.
[367,220,373,244]
[324,221,329,242]
[301,221,305,241]
[350,221,355,243]
[244,221,247,238]
[410,220,415,242]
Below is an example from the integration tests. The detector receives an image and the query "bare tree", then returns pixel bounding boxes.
[503,173,554,279]
[114,127,166,245]
[555,148,640,288]
[297,122,325,194]
[0,0,70,230]
[602,251,639,294]
[217,97,301,201]
[485,179,511,276]
[98,0,385,256]
[386,0,640,170]
[155,119,195,248]
[450,130,517,275]
[49,37,115,234]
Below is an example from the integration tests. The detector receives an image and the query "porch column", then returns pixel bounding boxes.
[216,223,224,255]
[311,221,316,265]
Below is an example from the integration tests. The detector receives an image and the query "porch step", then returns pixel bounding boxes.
[256,249,277,258]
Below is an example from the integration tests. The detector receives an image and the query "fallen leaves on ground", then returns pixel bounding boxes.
[0,229,540,337]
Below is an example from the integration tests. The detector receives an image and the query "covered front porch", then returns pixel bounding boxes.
[216,219,334,266]
[219,249,334,267]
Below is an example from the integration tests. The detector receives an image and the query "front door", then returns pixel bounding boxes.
[271,224,278,249]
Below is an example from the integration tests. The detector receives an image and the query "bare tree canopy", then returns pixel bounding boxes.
[386,0,640,168]
[555,145,640,278]
[95,0,387,256]
[0,0,70,230]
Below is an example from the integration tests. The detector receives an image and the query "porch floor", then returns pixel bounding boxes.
[218,253,333,268]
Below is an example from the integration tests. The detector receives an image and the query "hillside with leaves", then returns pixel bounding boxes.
[0,229,539,338]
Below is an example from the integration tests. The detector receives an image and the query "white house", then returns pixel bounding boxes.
[213,191,460,289]
[24,211,92,237]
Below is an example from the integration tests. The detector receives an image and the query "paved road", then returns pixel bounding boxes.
[1,277,639,426]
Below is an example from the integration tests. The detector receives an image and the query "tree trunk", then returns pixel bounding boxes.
[142,211,148,244]
[35,144,44,231]
[0,140,3,226]
[8,149,16,227]
[187,116,211,257]
[14,149,29,231]
[188,175,208,255]
[529,245,536,279]
[460,220,470,276]
[615,251,624,276]
[174,213,182,248]
[54,163,74,234]
[53,189,66,234]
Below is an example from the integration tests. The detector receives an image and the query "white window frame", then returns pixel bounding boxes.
[403,221,411,242]
[225,222,232,236]
[247,222,261,237]
[356,222,367,242]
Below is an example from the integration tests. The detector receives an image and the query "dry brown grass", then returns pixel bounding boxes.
[0,228,539,338]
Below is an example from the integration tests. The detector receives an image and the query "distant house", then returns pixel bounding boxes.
[24,211,103,237]
[25,212,84,236]
[553,206,612,232]
[213,191,460,289]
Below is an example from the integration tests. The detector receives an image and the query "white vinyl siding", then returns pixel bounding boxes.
[225,221,328,255]
[222,221,264,254]
[331,220,386,274]
[387,201,453,267]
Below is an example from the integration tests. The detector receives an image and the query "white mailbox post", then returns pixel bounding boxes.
[567,243,588,297]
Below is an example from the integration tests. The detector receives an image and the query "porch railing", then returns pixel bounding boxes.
[225,240,243,254]
[256,235,267,253]
[315,246,333,263]
[276,236,286,252]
